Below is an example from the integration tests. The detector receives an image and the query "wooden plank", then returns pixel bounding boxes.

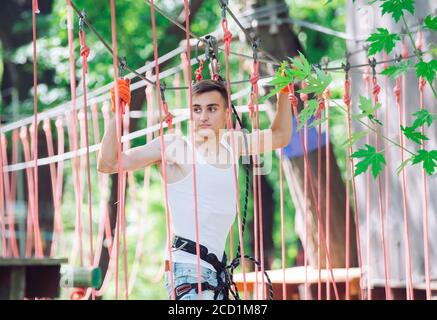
[0,258,68,266]
[234,266,361,284]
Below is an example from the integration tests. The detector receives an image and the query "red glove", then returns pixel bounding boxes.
[111,78,131,114]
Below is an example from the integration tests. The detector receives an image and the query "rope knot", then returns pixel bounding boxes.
[195,59,204,81]
[343,79,351,106]
[163,107,173,130]
[394,78,401,105]
[419,77,426,91]
[316,94,325,119]
[79,31,90,73]
[372,76,381,101]
[221,19,233,55]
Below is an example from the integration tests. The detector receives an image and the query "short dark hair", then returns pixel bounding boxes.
[192,79,229,108]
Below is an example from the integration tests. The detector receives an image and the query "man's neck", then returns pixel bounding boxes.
[194,130,224,150]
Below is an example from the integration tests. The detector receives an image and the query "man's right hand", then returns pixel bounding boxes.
[111,78,131,114]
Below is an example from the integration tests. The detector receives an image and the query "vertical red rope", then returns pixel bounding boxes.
[344,76,364,301]
[398,41,415,300]
[78,28,95,299]
[362,67,372,300]
[109,0,128,300]
[371,68,391,300]
[148,0,177,300]
[416,25,431,301]
[287,79,340,300]
[418,73,431,301]
[19,128,35,257]
[279,148,287,300]
[42,120,59,256]
[1,134,20,257]
[323,89,332,300]
[221,17,249,299]
[248,79,260,300]
[66,0,84,267]
[382,50,392,301]
[31,0,43,258]
[182,0,203,298]
[317,98,322,300]
[55,118,66,256]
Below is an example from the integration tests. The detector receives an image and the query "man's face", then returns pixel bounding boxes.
[192,91,229,139]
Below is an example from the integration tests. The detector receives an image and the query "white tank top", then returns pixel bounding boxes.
[164,134,238,271]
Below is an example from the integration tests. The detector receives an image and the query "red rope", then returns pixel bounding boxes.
[287,80,340,300]
[66,0,84,267]
[19,128,35,257]
[399,41,415,299]
[324,88,332,300]
[79,27,95,274]
[279,148,287,300]
[54,118,66,255]
[250,62,260,299]
[371,70,392,300]
[31,0,43,258]
[344,77,364,300]
[382,52,392,289]
[362,67,372,300]
[42,120,60,257]
[221,16,249,299]
[109,0,129,300]
[1,134,19,257]
[148,0,178,300]
[418,49,431,299]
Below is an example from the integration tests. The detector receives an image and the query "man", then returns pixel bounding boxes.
[97,79,292,300]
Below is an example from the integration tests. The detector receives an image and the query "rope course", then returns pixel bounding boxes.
[0,0,435,302]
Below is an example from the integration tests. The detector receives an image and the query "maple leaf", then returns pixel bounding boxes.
[415,60,437,83]
[401,125,429,144]
[412,149,437,175]
[411,109,435,129]
[424,15,437,31]
[367,28,400,56]
[380,0,415,22]
[380,60,412,78]
[352,144,386,178]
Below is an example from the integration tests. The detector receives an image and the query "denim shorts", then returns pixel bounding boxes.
[165,262,226,300]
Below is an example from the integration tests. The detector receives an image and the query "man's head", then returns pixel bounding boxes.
[192,80,230,139]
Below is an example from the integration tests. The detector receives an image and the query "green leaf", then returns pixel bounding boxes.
[380,0,415,22]
[352,144,386,178]
[343,131,368,147]
[367,28,400,55]
[357,96,382,125]
[380,60,412,78]
[396,156,413,175]
[424,15,437,31]
[411,149,437,175]
[411,109,436,128]
[297,99,318,130]
[400,125,429,144]
[359,96,381,114]
[415,60,437,83]
[298,67,332,95]
[289,52,312,80]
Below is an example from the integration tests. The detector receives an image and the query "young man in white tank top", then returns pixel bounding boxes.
[97,79,292,300]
